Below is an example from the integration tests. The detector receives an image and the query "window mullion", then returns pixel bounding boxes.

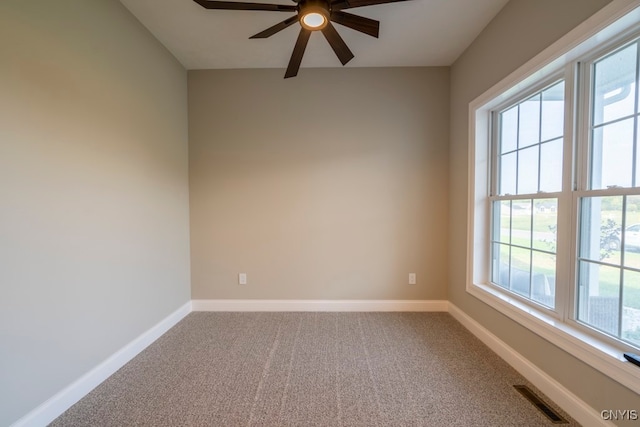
[491,192,562,202]
[491,111,501,197]
[618,196,627,338]
[566,60,595,325]
[578,61,594,193]
[632,40,640,187]
[537,94,543,193]
[516,105,521,195]
[556,64,579,322]
[573,57,595,329]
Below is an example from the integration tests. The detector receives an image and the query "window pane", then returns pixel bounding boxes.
[492,243,510,288]
[636,120,640,186]
[519,94,540,148]
[623,234,640,270]
[591,118,634,189]
[541,81,565,141]
[511,200,531,248]
[539,138,563,192]
[500,152,517,195]
[532,251,555,308]
[579,196,622,265]
[501,106,518,153]
[492,242,500,284]
[577,261,620,336]
[533,199,557,252]
[593,43,637,126]
[638,68,640,114]
[512,249,532,272]
[517,145,539,194]
[625,196,640,271]
[510,247,531,297]
[496,200,511,243]
[623,270,640,347]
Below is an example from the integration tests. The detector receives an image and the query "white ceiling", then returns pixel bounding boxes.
[119,0,509,70]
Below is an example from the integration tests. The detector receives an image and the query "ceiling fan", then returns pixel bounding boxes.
[193,0,410,78]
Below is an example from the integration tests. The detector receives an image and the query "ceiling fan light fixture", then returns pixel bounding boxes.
[298,2,329,31]
[301,12,326,30]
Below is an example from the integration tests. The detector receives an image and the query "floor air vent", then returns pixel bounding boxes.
[513,385,568,424]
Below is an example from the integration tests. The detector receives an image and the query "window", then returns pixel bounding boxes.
[488,39,640,348]
[468,2,640,394]
[491,81,564,310]
[577,40,640,348]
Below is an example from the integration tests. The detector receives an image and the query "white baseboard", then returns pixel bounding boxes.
[11,301,192,427]
[11,300,607,427]
[448,303,606,427]
[191,299,449,312]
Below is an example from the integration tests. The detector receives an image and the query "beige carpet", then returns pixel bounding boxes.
[50,312,579,426]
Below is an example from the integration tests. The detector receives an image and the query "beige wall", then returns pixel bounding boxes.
[0,1,190,425]
[189,68,449,300]
[449,0,640,421]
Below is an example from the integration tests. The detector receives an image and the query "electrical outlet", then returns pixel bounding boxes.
[409,273,416,285]
[239,273,247,285]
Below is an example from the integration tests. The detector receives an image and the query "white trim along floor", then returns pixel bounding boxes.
[12,300,608,427]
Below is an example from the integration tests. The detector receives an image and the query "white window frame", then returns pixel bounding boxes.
[467,0,640,395]
[487,74,567,316]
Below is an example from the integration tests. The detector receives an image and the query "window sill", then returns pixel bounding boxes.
[467,282,640,395]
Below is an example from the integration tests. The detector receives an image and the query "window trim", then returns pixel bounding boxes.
[467,0,640,395]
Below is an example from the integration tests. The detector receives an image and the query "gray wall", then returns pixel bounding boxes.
[189,68,449,300]
[0,1,191,425]
[448,0,640,421]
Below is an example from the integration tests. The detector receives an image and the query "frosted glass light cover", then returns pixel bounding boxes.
[303,13,325,28]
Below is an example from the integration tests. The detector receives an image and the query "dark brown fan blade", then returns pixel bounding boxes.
[330,11,379,38]
[250,15,299,38]
[193,0,296,12]
[331,0,410,11]
[320,22,354,65]
[285,28,311,78]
